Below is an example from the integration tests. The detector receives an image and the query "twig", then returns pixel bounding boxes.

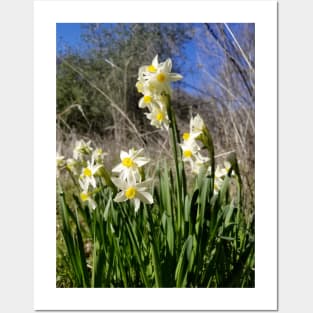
[62,59,145,146]
[224,23,254,73]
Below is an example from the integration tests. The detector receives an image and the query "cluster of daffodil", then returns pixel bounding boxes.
[136,55,183,130]
[179,113,236,194]
[57,56,237,211]
[57,139,106,210]
[57,140,153,212]
[135,55,237,196]
[110,148,153,212]
[180,114,209,175]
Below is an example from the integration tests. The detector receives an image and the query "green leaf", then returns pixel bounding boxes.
[166,216,174,256]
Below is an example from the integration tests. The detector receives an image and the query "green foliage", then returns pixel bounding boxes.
[57,129,254,288]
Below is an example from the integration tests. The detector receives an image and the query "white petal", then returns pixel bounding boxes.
[135,157,150,167]
[120,150,128,160]
[89,199,97,210]
[131,148,144,159]
[163,58,172,72]
[138,97,146,108]
[145,112,152,120]
[152,55,159,67]
[114,191,127,202]
[112,163,124,173]
[136,178,153,189]
[126,171,137,186]
[169,73,183,81]
[134,198,141,212]
[93,164,102,174]
[119,170,129,182]
[90,177,97,188]
[111,177,128,190]
[137,191,153,204]
[79,177,88,190]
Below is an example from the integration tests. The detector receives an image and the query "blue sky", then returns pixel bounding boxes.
[56,23,254,96]
[57,23,83,54]
[56,23,251,54]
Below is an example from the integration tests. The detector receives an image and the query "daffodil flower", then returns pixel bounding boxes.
[213,162,235,195]
[180,140,201,163]
[79,159,102,190]
[112,148,150,182]
[215,164,228,179]
[190,114,205,136]
[213,176,224,195]
[190,153,210,175]
[56,153,65,177]
[181,130,202,144]
[92,147,108,165]
[66,158,79,175]
[181,115,205,147]
[138,89,159,111]
[138,55,160,79]
[73,139,93,161]
[223,161,235,176]
[111,175,153,212]
[80,190,97,210]
[135,80,144,94]
[145,104,169,130]
[56,153,65,166]
[138,55,183,95]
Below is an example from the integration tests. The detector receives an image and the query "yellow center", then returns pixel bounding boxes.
[156,73,166,82]
[125,187,136,199]
[122,157,133,168]
[156,112,164,121]
[144,95,152,103]
[83,167,92,177]
[80,192,89,202]
[136,81,143,93]
[183,132,190,141]
[148,65,157,73]
[183,150,193,158]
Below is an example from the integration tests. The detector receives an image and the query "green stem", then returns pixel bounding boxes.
[91,211,97,288]
[146,205,162,287]
[120,205,150,286]
[166,95,185,237]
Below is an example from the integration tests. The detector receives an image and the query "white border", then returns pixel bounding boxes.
[34,0,277,310]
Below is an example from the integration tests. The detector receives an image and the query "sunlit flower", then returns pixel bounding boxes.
[111,175,153,212]
[80,190,97,210]
[190,114,205,135]
[213,162,235,195]
[213,176,224,195]
[79,159,102,190]
[215,164,228,179]
[190,153,210,175]
[66,158,79,175]
[92,147,108,165]
[138,55,183,95]
[73,139,93,160]
[181,130,202,144]
[145,104,169,130]
[112,148,150,182]
[136,80,144,94]
[180,140,201,163]
[56,153,65,177]
[223,161,235,176]
[138,89,159,111]
[138,55,160,77]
